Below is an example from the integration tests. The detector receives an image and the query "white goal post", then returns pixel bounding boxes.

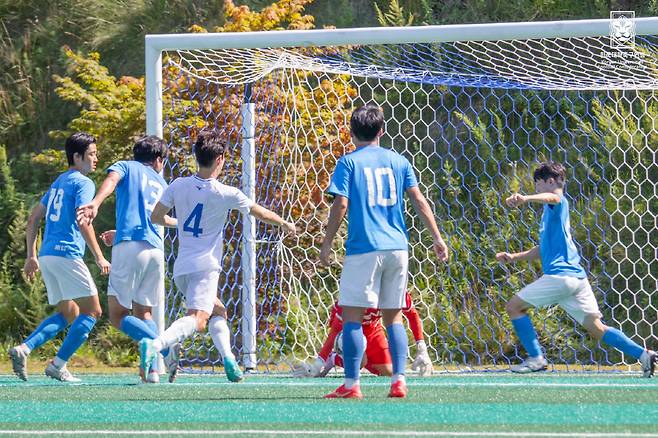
[146,16,658,372]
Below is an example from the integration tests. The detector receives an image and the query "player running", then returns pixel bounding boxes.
[496,161,656,377]
[9,132,110,382]
[142,130,296,382]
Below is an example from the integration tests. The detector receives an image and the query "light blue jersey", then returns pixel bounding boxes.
[539,196,587,278]
[39,169,95,259]
[108,161,167,250]
[328,145,418,255]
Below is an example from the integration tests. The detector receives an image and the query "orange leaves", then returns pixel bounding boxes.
[216,0,316,33]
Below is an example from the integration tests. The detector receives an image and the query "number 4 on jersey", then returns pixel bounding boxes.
[183,203,204,237]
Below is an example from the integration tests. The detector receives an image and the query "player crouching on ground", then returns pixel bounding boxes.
[144,130,297,382]
[496,161,656,377]
[293,291,433,377]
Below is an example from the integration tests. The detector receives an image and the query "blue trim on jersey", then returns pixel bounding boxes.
[108,161,167,250]
[327,146,418,255]
[39,169,95,259]
[539,196,587,278]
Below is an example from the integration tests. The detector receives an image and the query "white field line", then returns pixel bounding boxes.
[0,379,656,389]
[1,430,658,437]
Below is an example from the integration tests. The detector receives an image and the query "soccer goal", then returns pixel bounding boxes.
[145,16,658,373]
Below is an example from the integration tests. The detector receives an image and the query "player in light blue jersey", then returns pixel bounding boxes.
[77,136,179,383]
[320,105,449,399]
[496,161,656,377]
[9,132,110,382]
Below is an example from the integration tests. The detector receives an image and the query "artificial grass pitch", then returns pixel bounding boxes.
[0,373,656,437]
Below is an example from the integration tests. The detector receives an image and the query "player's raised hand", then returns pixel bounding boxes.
[495,252,515,264]
[95,256,111,275]
[76,202,99,226]
[99,230,116,247]
[23,257,40,282]
[433,238,449,262]
[505,193,526,208]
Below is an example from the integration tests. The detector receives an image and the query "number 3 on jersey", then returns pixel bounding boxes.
[183,203,204,237]
[364,167,397,207]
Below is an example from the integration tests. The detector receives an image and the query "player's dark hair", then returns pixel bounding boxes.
[65,132,96,166]
[350,104,384,142]
[133,135,167,164]
[533,161,566,188]
[194,130,228,167]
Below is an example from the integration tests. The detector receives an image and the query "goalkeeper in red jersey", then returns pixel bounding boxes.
[293,291,433,377]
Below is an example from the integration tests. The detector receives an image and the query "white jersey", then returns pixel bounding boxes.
[159,175,253,277]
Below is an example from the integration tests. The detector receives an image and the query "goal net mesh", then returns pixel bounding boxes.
[160,32,658,372]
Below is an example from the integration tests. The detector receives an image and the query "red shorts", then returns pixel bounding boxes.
[335,323,391,375]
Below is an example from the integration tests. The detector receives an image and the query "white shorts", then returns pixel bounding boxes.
[338,250,408,309]
[39,256,97,305]
[174,270,220,315]
[107,240,164,310]
[517,275,602,324]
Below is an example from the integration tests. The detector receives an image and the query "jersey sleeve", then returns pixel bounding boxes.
[107,161,128,180]
[40,190,49,207]
[403,158,419,190]
[158,180,176,208]
[327,158,350,198]
[225,187,254,214]
[75,179,95,208]
[318,317,343,361]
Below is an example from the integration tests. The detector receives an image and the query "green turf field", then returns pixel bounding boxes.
[0,372,656,437]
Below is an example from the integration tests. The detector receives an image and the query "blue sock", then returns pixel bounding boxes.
[120,315,157,342]
[602,327,645,360]
[56,314,96,362]
[511,315,543,358]
[342,322,365,380]
[23,313,69,352]
[143,318,168,358]
[386,323,408,376]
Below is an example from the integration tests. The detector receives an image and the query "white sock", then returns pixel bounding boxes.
[392,373,406,384]
[344,378,359,389]
[208,316,235,360]
[52,356,66,369]
[19,344,31,355]
[153,316,197,352]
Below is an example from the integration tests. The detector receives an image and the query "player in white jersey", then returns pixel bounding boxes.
[143,130,296,381]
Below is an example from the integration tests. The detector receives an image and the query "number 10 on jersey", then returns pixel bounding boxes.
[364,167,397,207]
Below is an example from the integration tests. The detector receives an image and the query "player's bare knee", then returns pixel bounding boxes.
[582,315,607,340]
[133,304,152,321]
[506,298,526,318]
[212,299,227,318]
[58,300,79,323]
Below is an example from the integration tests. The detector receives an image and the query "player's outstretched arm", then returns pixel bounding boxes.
[406,186,449,262]
[150,201,173,227]
[79,221,110,275]
[249,204,297,235]
[495,245,540,264]
[319,196,348,266]
[505,192,560,208]
[23,203,46,282]
[76,171,121,226]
